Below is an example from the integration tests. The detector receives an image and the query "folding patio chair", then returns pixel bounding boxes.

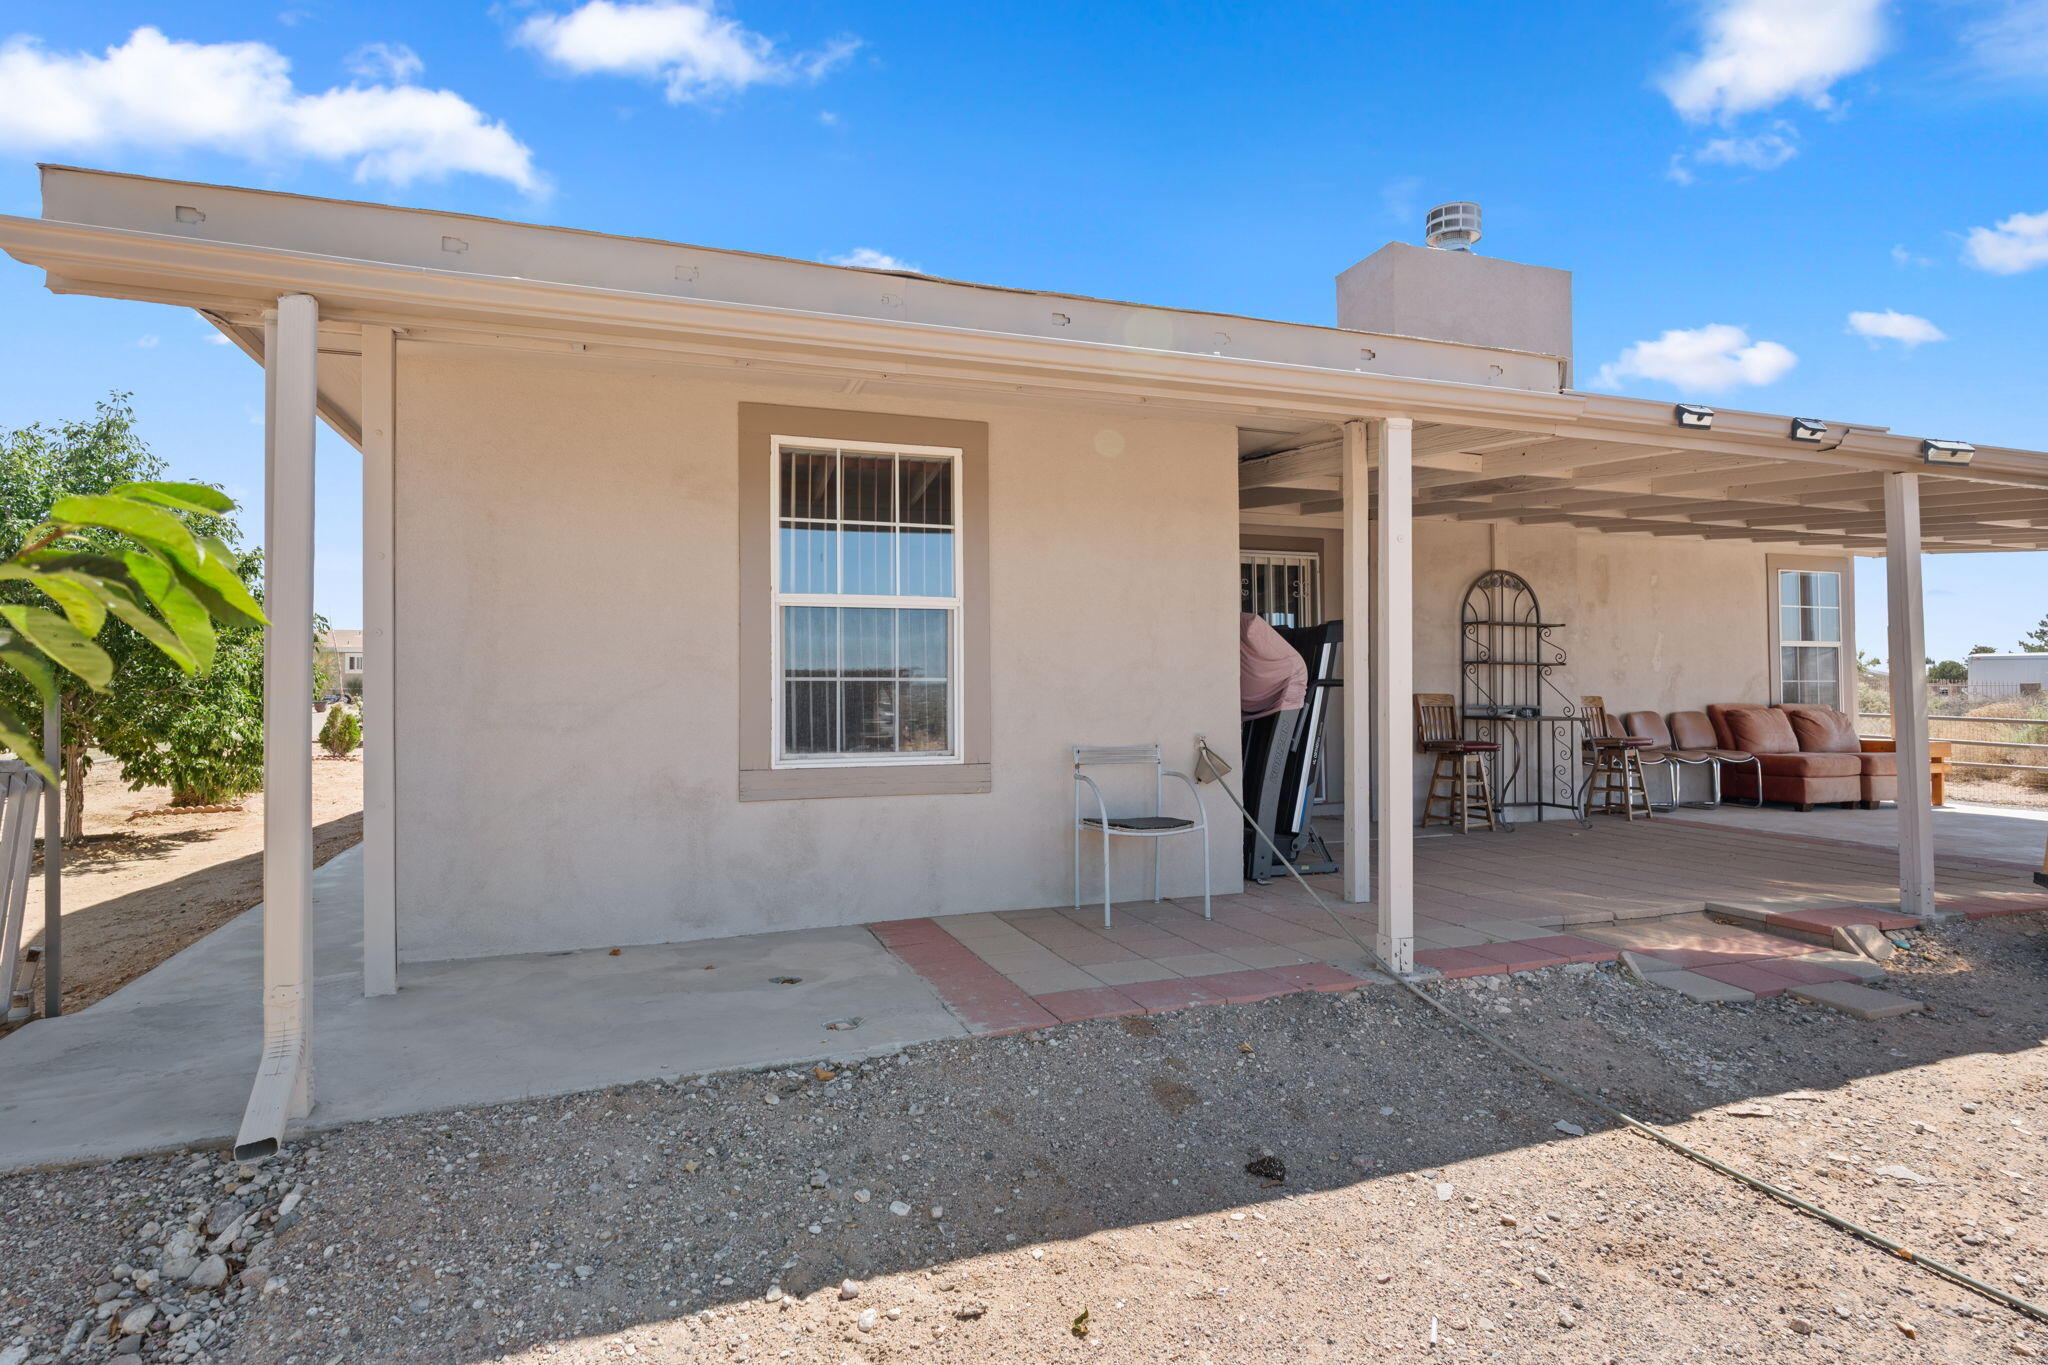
[1072,744,1211,928]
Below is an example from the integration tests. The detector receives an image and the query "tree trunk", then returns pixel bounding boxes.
[62,742,87,843]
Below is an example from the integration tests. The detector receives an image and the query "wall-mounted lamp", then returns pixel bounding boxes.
[1921,438,1976,467]
[1675,403,1714,429]
[1789,417,1827,443]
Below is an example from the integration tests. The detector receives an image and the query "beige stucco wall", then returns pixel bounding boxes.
[1239,517,1790,809]
[393,346,1242,962]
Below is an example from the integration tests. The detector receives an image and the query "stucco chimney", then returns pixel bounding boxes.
[1336,211,1572,369]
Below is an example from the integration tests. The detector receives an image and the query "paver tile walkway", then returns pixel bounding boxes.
[877,814,2048,1032]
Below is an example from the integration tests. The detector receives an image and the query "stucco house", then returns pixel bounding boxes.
[316,628,363,697]
[5,167,2047,1155]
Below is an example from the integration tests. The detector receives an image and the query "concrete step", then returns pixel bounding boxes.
[1705,901,1918,951]
[1787,980,1928,1020]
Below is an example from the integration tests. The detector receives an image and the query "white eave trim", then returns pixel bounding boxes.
[5,213,2048,489]
[0,213,1584,429]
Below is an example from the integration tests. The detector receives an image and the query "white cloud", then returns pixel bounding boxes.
[1846,309,1947,346]
[1595,324,1798,392]
[1890,243,1932,267]
[0,27,540,192]
[1695,127,1798,170]
[1379,175,1423,222]
[346,41,423,84]
[1669,123,1798,182]
[1661,0,1887,121]
[1959,0,2048,81]
[516,1,858,103]
[1963,209,2048,273]
[135,334,160,348]
[828,247,918,272]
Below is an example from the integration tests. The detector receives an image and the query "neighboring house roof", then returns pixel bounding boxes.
[320,630,364,651]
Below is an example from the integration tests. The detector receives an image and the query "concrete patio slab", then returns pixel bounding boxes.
[0,848,966,1173]
[1667,800,2048,869]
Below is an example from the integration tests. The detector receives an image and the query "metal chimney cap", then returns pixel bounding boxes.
[1425,202,1483,251]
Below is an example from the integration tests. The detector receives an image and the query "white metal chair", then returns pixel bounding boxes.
[1072,744,1210,928]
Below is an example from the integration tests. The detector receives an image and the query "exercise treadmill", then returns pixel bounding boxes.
[1241,620,1342,881]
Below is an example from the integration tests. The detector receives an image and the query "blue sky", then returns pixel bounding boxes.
[0,0,2041,660]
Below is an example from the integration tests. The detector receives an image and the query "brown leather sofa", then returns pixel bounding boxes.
[1705,704,1894,810]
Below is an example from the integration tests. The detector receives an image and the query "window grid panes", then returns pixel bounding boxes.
[1777,570,1842,708]
[775,441,960,764]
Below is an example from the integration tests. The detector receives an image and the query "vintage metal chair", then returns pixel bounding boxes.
[1621,710,1716,809]
[1414,694,1500,832]
[1072,744,1210,927]
[1579,696,1658,820]
[1667,710,1764,807]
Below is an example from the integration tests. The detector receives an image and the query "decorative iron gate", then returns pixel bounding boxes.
[1240,552,1322,628]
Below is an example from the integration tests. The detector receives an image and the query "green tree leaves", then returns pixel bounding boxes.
[0,397,266,784]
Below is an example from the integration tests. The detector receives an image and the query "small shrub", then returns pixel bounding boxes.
[318,706,362,758]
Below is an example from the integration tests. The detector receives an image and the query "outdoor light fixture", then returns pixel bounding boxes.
[1789,417,1827,443]
[1675,403,1714,429]
[1922,438,1976,467]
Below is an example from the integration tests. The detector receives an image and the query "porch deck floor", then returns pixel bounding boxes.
[877,812,2048,1032]
[3,808,2042,1173]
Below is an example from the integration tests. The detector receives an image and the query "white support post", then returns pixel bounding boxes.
[1884,472,1936,918]
[1341,420,1372,907]
[359,325,398,996]
[235,292,318,1160]
[1372,418,1415,974]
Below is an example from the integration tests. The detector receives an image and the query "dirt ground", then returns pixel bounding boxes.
[8,912,2048,1364]
[1952,775,2048,811]
[9,753,363,1021]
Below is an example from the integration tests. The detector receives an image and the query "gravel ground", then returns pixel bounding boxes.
[7,914,2048,1364]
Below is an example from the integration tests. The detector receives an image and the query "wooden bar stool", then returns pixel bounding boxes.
[1414,693,1500,832]
[1580,695,1655,820]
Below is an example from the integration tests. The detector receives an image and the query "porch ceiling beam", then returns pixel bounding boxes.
[1645,461,1829,496]
[1551,450,1758,485]
[1667,469,1886,501]
[1241,426,1539,488]
[1475,440,1651,478]
[1238,484,1334,509]
[1737,507,2048,532]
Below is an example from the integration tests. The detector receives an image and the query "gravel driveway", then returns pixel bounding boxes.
[6,914,2048,1363]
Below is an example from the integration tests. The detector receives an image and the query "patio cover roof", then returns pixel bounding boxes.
[6,164,2047,555]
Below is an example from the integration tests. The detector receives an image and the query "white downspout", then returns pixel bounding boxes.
[234,292,319,1161]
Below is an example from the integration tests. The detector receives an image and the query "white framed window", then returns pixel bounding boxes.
[770,435,963,767]
[1776,569,1842,707]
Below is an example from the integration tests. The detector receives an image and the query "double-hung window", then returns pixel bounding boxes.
[772,437,962,766]
[1776,569,1842,707]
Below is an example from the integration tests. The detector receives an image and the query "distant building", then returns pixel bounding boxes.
[317,629,364,695]
[1967,653,2048,695]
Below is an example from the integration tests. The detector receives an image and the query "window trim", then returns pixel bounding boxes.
[768,434,966,769]
[1765,555,1854,711]
[736,403,991,803]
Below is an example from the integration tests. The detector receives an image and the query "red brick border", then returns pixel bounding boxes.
[869,918,1370,1031]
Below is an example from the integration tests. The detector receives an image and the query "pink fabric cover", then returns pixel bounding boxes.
[1240,613,1308,721]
